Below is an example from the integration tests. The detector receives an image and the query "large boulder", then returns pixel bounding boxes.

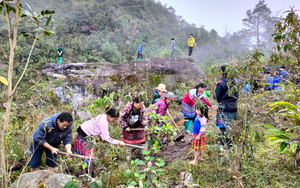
[10,170,72,188]
[41,57,206,106]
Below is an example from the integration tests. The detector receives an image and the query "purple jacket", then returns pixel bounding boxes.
[153,99,169,116]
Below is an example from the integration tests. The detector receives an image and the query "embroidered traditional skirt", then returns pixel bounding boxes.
[216,111,238,128]
[122,125,146,144]
[181,101,196,118]
[74,134,95,160]
[191,133,206,151]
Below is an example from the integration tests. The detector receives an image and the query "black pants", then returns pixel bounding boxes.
[137,52,143,59]
[188,47,193,56]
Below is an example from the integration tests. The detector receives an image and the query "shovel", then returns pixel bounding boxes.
[58,151,90,160]
[124,143,145,149]
[166,110,185,142]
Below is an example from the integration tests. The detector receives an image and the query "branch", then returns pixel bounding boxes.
[11,23,39,97]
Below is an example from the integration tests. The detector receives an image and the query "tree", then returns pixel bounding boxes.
[0,1,55,187]
[242,0,274,48]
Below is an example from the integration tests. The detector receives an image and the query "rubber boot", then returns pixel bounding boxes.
[188,120,193,132]
[184,121,191,133]
[135,58,138,60]
[140,57,143,60]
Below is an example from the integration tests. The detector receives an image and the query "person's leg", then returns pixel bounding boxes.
[136,52,140,60]
[29,142,43,172]
[126,146,132,161]
[189,151,200,165]
[140,53,143,60]
[198,150,205,161]
[45,148,57,172]
[190,47,193,56]
[58,57,62,64]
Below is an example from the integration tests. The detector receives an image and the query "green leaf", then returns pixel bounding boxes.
[64,181,73,188]
[41,10,45,16]
[45,10,55,14]
[284,45,288,52]
[155,160,165,167]
[0,76,8,85]
[140,173,146,179]
[46,15,52,27]
[124,169,131,176]
[220,157,224,164]
[129,181,137,186]
[44,29,55,37]
[280,142,288,152]
[96,180,102,187]
[134,172,139,177]
[143,150,151,155]
[290,142,298,153]
[144,180,151,185]
[89,183,97,188]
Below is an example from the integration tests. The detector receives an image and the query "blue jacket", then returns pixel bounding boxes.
[193,117,201,134]
[214,76,239,113]
[265,76,273,90]
[31,113,73,148]
[280,70,287,79]
[272,76,280,90]
[138,44,144,53]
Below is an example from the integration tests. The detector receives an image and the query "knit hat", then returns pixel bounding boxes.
[204,91,210,97]
[156,83,167,92]
[165,92,174,100]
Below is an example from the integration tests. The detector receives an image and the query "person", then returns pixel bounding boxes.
[29,112,73,172]
[136,42,145,60]
[243,81,251,93]
[272,71,281,91]
[279,66,288,91]
[170,38,175,57]
[57,45,64,64]
[200,91,211,120]
[149,92,174,127]
[152,83,167,104]
[214,65,239,150]
[188,34,196,58]
[74,107,125,162]
[181,83,212,133]
[264,70,273,91]
[189,109,207,165]
[120,96,148,161]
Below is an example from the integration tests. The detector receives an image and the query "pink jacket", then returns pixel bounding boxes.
[80,114,119,145]
[153,99,169,116]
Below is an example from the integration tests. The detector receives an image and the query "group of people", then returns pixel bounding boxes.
[243,66,288,92]
[135,34,196,60]
[29,64,240,171]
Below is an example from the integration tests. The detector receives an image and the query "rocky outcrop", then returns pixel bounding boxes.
[41,57,205,113]
[10,170,72,188]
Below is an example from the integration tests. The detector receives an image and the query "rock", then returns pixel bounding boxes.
[42,57,206,107]
[10,170,73,188]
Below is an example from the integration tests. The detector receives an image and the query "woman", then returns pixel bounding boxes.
[120,96,148,161]
[214,65,239,150]
[152,83,167,104]
[181,83,212,132]
[74,107,124,161]
[152,92,174,118]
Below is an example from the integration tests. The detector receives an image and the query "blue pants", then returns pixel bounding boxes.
[170,48,175,57]
[29,142,57,168]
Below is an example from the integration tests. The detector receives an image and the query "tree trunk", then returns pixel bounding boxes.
[1,1,20,187]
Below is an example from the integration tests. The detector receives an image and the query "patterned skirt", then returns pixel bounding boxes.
[191,133,206,151]
[181,101,196,118]
[122,125,146,144]
[216,111,238,128]
[74,134,95,160]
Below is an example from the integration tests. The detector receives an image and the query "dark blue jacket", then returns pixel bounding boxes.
[272,76,280,90]
[31,113,73,149]
[214,76,239,113]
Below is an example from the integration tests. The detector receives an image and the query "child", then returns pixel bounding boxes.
[272,71,281,91]
[152,83,167,104]
[181,83,212,132]
[29,112,73,172]
[189,109,207,165]
[74,107,124,162]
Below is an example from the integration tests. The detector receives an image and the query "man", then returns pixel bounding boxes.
[188,34,196,58]
[57,45,64,64]
[214,65,239,150]
[29,112,73,172]
[279,65,288,91]
[136,42,145,60]
[169,38,175,57]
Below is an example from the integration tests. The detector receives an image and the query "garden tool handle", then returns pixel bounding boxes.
[124,143,145,149]
[129,128,146,131]
[57,151,89,159]
[167,110,183,135]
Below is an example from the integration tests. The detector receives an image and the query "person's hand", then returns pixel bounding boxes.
[125,127,130,132]
[50,147,59,155]
[195,135,201,140]
[66,150,72,157]
[100,135,104,141]
[144,126,149,131]
[118,141,125,146]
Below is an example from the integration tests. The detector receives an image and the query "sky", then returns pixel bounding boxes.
[158,0,299,36]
